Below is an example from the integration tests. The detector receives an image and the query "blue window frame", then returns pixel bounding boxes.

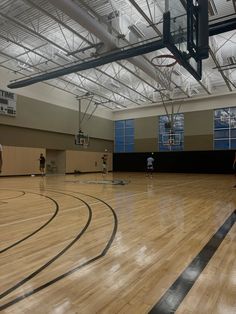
[159,114,184,151]
[214,107,236,150]
[115,119,134,152]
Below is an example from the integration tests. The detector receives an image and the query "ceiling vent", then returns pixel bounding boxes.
[208,0,218,16]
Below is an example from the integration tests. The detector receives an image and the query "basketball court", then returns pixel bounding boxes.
[0,173,235,313]
[0,0,236,313]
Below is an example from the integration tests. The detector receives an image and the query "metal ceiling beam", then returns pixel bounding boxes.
[209,17,236,36]
[128,0,162,36]
[209,48,232,91]
[0,36,123,109]
[16,0,153,104]
[24,0,157,103]
[7,7,235,90]
[46,0,168,88]
[7,40,164,88]
[0,49,119,109]
[24,0,93,46]
[0,13,141,105]
[127,0,189,97]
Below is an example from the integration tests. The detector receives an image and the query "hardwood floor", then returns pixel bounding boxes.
[0,172,235,313]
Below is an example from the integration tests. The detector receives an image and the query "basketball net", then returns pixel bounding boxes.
[151,53,182,145]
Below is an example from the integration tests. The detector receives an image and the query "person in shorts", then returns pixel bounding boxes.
[146,153,155,178]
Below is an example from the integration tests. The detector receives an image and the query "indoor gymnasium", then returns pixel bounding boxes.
[0,0,236,313]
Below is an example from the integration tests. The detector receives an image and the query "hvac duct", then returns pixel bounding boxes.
[47,0,161,84]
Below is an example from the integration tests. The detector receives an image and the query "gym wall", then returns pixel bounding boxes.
[0,94,113,175]
[1,146,45,176]
[0,94,113,153]
[133,109,213,152]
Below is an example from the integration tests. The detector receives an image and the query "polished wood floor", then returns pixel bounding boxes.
[0,172,235,313]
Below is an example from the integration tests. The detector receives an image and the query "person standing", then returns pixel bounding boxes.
[102,152,108,175]
[0,144,3,174]
[146,153,155,178]
[39,153,46,176]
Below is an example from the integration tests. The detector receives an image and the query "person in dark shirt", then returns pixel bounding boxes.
[39,153,46,176]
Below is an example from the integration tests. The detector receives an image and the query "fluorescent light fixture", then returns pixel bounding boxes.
[116,105,122,109]
[128,24,145,38]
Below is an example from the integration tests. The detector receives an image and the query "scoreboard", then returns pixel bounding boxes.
[0,89,16,117]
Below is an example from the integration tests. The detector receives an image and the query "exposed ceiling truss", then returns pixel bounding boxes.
[0,0,235,111]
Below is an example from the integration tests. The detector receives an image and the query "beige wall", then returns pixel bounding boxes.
[135,139,157,152]
[134,116,158,138]
[0,145,113,176]
[0,124,113,152]
[134,116,158,152]
[66,151,113,173]
[184,110,213,150]
[132,110,214,152]
[0,95,113,140]
[184,110,213,136]
[113,91,236,120]
[184,135,213,151]
[1,146,45,176]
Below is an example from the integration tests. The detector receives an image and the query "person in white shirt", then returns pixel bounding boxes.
[146,153,155,178]
[0,144,3,174]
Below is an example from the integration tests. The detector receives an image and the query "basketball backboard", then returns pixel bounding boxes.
[163,0,209,81]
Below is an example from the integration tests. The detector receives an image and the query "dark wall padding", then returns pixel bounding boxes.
[113,151,236,174]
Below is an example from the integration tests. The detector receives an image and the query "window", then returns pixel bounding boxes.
[159,114,184,151]
[214,107,236,150]
[115,119,134,152]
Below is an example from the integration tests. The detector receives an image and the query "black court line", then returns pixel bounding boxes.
[0,191,59,254]
[0,191,92,301]
[149,209,236,314]
[0,190,117,311]
[0,190,26,201]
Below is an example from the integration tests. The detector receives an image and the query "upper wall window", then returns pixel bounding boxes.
[159,114,184,151]
[115,119,134,152]
[214,107,236,150]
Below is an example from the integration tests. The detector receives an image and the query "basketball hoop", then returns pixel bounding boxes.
[151,54,178,68]
[162,133,181,147]
[75,131,90,148]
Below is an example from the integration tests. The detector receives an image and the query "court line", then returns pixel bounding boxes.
[0,190,117,311]
[0,190,25,201]
[1,185,145,227]
[149,209,236,314]
[0,191,92,301]
[0,191,59,254]
[0,201,100,228]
